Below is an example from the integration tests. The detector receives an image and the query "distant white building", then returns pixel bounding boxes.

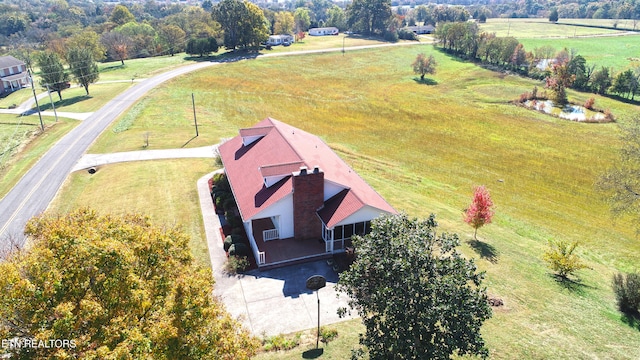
[308,27,339,36]
[536,58,558,71]
[267,34,294,46]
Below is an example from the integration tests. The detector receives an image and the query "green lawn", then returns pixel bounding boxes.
[478,18,640,71]
[0,114,78,198]
[479,18,628,38]
[68,45,640,358]
[254,319,364,360]
[47,159,215,268]
[0,88,33,109]
[519,36,640,71]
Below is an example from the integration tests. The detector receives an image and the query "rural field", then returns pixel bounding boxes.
[1,18,639,358]
[48,36,640,358]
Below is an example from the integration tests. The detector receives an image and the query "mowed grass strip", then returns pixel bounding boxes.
[477,19,640,71]
[78,46,639,358]
[518,35,640,71]
[0,115,79,198]
[48,158,215,267]
[479,17,627,38]
[35,82,133,113]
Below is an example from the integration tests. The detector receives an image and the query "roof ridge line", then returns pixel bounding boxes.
[268,118,305,163]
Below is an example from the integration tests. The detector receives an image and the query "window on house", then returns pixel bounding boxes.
[334,225,343,240]
[355,222,365,236]
[344,224,353,239]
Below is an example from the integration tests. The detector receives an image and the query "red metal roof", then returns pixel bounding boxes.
[218,118,396,225]
[260,161,305,177]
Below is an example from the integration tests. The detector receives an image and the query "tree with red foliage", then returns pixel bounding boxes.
[464,186,494,240]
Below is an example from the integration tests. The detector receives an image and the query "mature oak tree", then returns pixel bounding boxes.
[159,24,186,56]
[67,47,99,95]
[346,0,392,35]
[110,4,135,26]
[212,0,262,50]
[0,208,258,359]
[337,213,492,360]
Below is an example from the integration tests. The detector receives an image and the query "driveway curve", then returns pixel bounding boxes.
[0,61,218,250]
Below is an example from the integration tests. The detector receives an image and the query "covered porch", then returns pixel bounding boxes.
[2,73,28,92]
[245,217,331,269]
[322,220,370,253]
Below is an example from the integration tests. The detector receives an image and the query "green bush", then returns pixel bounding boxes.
[397,29,417,40]
[223,236,233,252]
[223,197,236,211]
[263,334,300,351]
[383,30,399,42]
[223,235,242,252]
[320,327,338,343]
[229,243,249,257]
[542,240,589,279]
[224,255,250,274]
[612,272,640,314]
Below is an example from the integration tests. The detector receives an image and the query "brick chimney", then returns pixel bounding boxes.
[292,166,324,241]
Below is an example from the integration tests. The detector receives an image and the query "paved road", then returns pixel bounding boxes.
[0,61,217,251]
[0,41,429,253]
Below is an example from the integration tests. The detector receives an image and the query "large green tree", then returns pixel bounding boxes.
[337,213,492,360]
[598,117,640,231]
[293,8,311,32]
[0,209,258,359]
[67,47,99,95]
[346,0,391,35]
[274,11,295,35]
[36,51,70,101]
[158,24,187,56]
[241,2,269,48]
[326,5,347,30]
[212,0,268,50]
[66,29,107,62]
[110,4,135,25]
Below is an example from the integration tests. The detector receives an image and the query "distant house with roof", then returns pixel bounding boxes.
[405,25,435,34]
[218,118,397,268]
[0,56,29,94]
[267,34,294,46]
[308,27,339,36]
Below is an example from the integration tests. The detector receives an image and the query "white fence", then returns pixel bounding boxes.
[263,228,279,241]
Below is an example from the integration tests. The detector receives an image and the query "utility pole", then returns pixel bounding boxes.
[28,70,44,131]
[192,93,199,137]
[45,84,59,123]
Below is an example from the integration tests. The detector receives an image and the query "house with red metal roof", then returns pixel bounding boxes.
[218,118,397,268]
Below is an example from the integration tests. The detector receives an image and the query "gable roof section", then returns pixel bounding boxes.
[218,117,396,222]
[0,56,25,70]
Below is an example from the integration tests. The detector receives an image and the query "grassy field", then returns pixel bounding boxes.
[479,18,627,38]
[478,18,640,71]
[47,159,215,267]
[0,115,78,198]
[58,44,640,359]
[519,36,640,72]
[0,88,33,109]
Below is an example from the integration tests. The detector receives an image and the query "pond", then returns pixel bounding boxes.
[523,100,609,123]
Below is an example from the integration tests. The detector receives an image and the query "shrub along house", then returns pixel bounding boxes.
[218,118,396,268]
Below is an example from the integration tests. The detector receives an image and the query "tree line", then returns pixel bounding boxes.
[434,21,640,101]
